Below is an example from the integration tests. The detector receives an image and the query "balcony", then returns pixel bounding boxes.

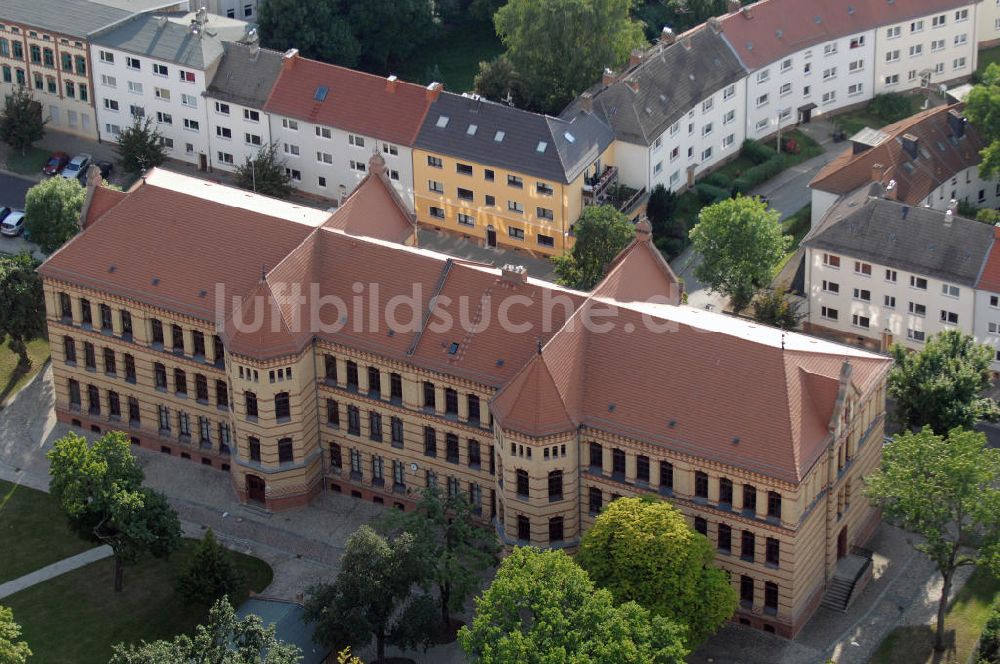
[582,165,619,203]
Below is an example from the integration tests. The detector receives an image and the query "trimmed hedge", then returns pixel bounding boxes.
[980,604,1000,663]
[733,155,787,194]
[702,172,732,189]
[695,183,730,204]
[740,139,777,165]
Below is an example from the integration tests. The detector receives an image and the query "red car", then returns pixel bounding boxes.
[42,151,69,176]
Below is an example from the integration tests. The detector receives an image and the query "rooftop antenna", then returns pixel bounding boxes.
[502,90,514,107]
[260,264,267,281]
[536,337,542,354]
[781,330,786,350]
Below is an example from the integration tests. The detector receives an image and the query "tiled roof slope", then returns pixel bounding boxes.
[804,196,994,286]
[1,0,130,38]
[263,54,435,146]
[492,299,891,483]
[322,156,416,245]
[561,25,747,146]
[414,91,614,184]
[207,42,285,107]
[810,104,984,204]
[92,11,249,69]
[593,220,682,303]
[719,0,975,71]
[975,227,1000,293]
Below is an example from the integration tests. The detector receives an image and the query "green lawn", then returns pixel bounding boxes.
[871,566,1000,664]
[5,537,273,663]
[0,479,95,583]
[978,45,1000,75]
[832,96,921,136]
[5,146,49,176]
[774,205,812,277]
[0,337,49,404]
[396,19,504,92]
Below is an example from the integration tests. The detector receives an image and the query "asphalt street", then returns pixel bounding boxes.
[0,171,36,209]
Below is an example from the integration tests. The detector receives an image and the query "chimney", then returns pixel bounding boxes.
[626,79,640,93]
[629,49,644,68]
[635,216,653,242]
[386,74,398,93]
[947,198,959,216]
[425,81,443,101]
[659,27,676,45]
[885,179,898,201]
[602,67,615,86]
[368,151,387,177]
[282,48,298,69]
[901,133,919,159]
[868,181,883,199]
[680,34,692,50]
[947,109,967,138]
[501,264,528,285]
[871,163,885,184]
[78,164,105,230]
[579,91,593,113]
[944,209,954,228]
[708,17,722,33]
[741,5,753,18]
[727,0,742,12]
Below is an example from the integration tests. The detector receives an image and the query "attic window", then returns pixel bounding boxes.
[496,358,504,366]
[313,86,328,102]
[847,4,855,13]
[198,289,207,298]
[608,403,616,412]
[108,265,116,273]
[466,123,477,135]
[563,131,575,143]
[436,115,449,128]
[536,141,547,152]
[151,277,160,286]
[448,342,459,355]
[814,15,822,23]
[732,436,741,445]
[494,130,505,142]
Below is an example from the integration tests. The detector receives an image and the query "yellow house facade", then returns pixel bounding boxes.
[412,91,617,256]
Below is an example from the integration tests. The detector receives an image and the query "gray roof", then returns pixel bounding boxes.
[1,0,131,38]
[562,26,747,146]
[92,12,249,69]
[414,91,614,184]
[206,42,284,107]
[237,599,327,664]
[804,195,994,286]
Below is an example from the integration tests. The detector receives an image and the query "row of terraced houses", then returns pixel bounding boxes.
[4,0,1000,257]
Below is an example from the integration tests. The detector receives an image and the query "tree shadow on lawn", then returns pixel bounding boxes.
[875,624,958,664]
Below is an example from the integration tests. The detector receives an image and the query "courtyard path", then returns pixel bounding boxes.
[0,545,112,599]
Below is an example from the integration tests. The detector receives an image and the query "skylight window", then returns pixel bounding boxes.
[466,123,477,135]
[448,342,459,355]
[436,115,449,128]
[313,86,328,102]
[536,141,547,152]
[563,131,575,143]
[494,130,505,142]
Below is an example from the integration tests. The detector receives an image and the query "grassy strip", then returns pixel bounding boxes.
[5,536,273,663]
[870,565,1000,664]
[0,337,49,404]
[5,147,49,176]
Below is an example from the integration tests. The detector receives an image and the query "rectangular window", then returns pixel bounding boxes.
[507,174,523,188]
[589,487,602,515]
[508,226,525,240]
[852,314,870,329]
[821,306,839,321]
[940,310,959,325]
[910,276,927,290]
[741,530,756,561]
[125,56,140,70]
[424,426,437,457]
[348,405,360,435]
[854,261,872,276]
[369,411,382,441]
[695,471,709,498]
[391,417,403,447]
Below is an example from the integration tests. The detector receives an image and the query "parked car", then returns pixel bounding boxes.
[1,209,25,236]
[61,153,91,181]
[0,207,13,224]
[42,151,69,176]
[95,160,113,180]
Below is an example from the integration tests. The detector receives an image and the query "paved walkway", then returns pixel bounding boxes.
[0,544,112,599]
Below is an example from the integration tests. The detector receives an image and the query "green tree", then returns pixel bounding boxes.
[176,529,246,606]
[888,329,1000,434]
[115,116,166,176]
[47,431,181,592]
[0,87,46,156]
[865,427,1000,651]
[646,184,678,234]
[258,0,360,66]
[305,525,436,663]
[236,143,294,199]
[965,63,1000,179]
[491,0,646,113]
[553,204,634,290]
[473,55,524,105]
[689,195,789,313]
[347,0,437,73]
[750,287,803,330]
[0,253,45,368]
[577,496,736,647]
[0,605,31,664]
[380,486,498,633]
[110,597,301,663]
[24,175,86,253]
[458,547,689,663]
[977,208,1000,224]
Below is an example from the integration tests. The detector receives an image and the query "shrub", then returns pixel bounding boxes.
[656,236,688,261]
[733,156,787,193]
[977,208,1000,225]
[176,529,245,605]
[702,172,732,189]
[979,604,1000,663]
[870,93,912,124]
[740,139,777,165]
[695,183,730,204]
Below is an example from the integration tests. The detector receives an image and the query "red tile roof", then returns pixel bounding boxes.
[263,53,435,146]
[593,221,682,304]
[976,226,1000,293]
[719,0,974,71]
[322,156,416,245]
[809,103,984,205]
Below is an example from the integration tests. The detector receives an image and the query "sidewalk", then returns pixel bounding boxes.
[0,545,112,599]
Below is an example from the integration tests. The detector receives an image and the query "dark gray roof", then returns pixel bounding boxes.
[1,0,130,38]
[414,92,614,184]
[92,12,249,69]
[804,196,994,286]
[206,42,284,108]
[562,26,747,146]
[237,599,327,664]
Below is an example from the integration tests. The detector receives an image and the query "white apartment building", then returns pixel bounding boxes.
[977,0,1000,48]
[90,9,250,167]
[562,24,748,194]
[972,241,1000,370]
[205,42,283,172]
[803,193,993,353]
[203,0,259,21]
[873,4,978,95]
[263,51,434,207]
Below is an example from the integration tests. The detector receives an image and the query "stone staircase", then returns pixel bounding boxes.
[821,549,873,612]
